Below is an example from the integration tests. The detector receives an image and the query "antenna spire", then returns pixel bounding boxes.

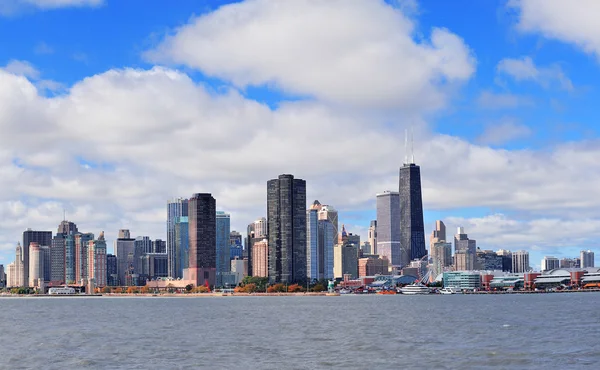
[411,127,415,164]
[404,129,408,165]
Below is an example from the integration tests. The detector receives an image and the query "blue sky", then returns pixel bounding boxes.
[1,0,600,268]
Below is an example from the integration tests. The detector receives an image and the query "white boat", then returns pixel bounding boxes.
[439,287,461,295]
[339,289,352,294]
[400,283,431,295]
[48,287,76,295]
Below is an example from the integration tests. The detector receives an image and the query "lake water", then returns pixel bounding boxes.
[1,293,599,369]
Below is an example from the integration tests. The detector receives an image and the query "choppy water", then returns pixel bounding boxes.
[1,293,599,369]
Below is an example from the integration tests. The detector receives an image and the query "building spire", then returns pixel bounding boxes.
[404,129,408,165]
[411,127,415,164]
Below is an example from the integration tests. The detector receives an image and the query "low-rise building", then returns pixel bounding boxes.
[443,271,481,290]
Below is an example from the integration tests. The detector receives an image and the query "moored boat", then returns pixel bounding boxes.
[400,283,431,295]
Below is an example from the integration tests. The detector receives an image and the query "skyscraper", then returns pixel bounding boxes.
[229,231,243,259]
[267,174,307,284]
[376,191,401,267]
[216,211,231,287]
[115,230,135,286]
[106,254,118,286]
[541,256,560,272]
[399,161,426,264]
[334,242,358,279]
[174,216,189,278]
[306,201,335,281]
[167,198,188,278]
[430,220,446,248]
[252,239,268,278]
[188,193,217,287]
[50,235,66,283]
[246,217,267,277]
[512,250,530,273]
[368,220,377,255]
[28,242,44,288]
[75,233,94,283]
[454,227,476,271]
[88,231,107,287]
[22,229,52,287]
[581,250,595,268]
[8,243,24,287]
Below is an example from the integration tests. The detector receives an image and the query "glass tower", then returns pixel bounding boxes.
[399,163,426,266]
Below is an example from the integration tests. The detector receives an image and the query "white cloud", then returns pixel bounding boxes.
[510,0,600,59]
[477,90,534,110]
[147,0,475,110]
[477,118,532,146]
[3,60,40,79]
[0,0,101,15]
[497,56,573,90]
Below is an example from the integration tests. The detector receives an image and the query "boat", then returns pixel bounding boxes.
[339,289,352,294]
[48,287,76,295]
[439,287,461,295]
[400,283,431,295]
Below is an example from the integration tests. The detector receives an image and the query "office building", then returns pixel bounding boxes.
[307,204,336,281]
[231,257,245,285]
[75,233,94,282]
[399,160,426,263]
[334,242,358,279]
[167,198,188,278]
[496,249,513,272]
[58,220,78,236]
[140,253,168,280]
[246,217,267,277]
[216,211,231,287]
[267,174,307,284]
[541,256,560,272]
[50,235,66,283]
[454,227,476,271]
[230,231,243,259]
[106,254,118,286]
[581,250,595,268]
[430,220,446,249]
[512,250,530,273]
[376,191,401,267]
[431,241,452,278]
[22,229,52,287]
[368,220,377,255]
[316,202,339,244]
[115,230,135,286]
[174,216,189,279]
[252,239,268,278]
[454,250,474,271]
[29,242,44,288]
[88,232,107,287]
[475,249,503,271]
[41,245,51,283]
[358,256,389,277]
[7,243,24,287]
[153,239,166,254]
[560,257,580,269]
[188,193,217,287]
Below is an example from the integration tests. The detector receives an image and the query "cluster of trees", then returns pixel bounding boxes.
[232,277,328,293]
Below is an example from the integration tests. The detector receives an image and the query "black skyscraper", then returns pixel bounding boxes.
[188,193,216,287]
[399,163,426,266]
[22,229,52,287]
[267,174,307,284]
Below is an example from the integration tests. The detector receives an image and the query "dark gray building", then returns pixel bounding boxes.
[188,193,216,287]
[399,163,426,266]
[376,191,401,267]
[106,254,118,286]
[22,229,52,287]
[267,174,307,284]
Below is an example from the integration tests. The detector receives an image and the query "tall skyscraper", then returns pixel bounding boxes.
[431,241,452,278]
[454,227,476,271]
[376,191,401,267]
[541,256,560,272]
[317,203,338,245]
[368,220,377,255]
[252,239,269,278]
[229,231,243,260]
[115,230,135,286]
[22,229,52,287]
[167,198,188,278]
[512,250,530,273]
[88,231,107,287]
[334,242,358,279]
[430,221,446,248]
[188,193,217,287]
[306,201,335,281]
[216,211,231,287]
[581,250,595,268]
[28,242,44,287]
[58,220,78,236]
[8,243,24,287]
[75,233,94,283]
[174,216,189,278]
[50,235,66,283]
[399,160,426,264]
[106,254,118,286]
[267,174,307,284]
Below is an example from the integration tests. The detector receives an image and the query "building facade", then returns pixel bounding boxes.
[368,220,377,255]
[358,257,389,277]
[541,256,560,272]
[188,193,217,287]
[267,174,307,284]
[167,198,188,279]
[106,254,118,286]
[28,242,44,288]
[216,211,231,287]
[22,229,52,287]
[115,231,135,286]
[581,250,595,268]
[334,242,358,279]
[88,232,107,287]
[376,191,401,267]
[512,250,530,273]
[174,216,189,279]
[251,239,268,278]
[399,162,426,264]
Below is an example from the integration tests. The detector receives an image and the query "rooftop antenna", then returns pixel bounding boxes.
[404,129,408,165]
[63,208,66,222]
[411,127,415,164]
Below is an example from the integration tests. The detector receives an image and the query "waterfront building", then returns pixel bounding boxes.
[358,256,389,277]
[541,256,560,272]
[267,174,307,284]
[174,216,189,278]
[188,193,217,287]
[475,249,503,271]
[216,211,232,287]
[106,254,118,286]
[246,217,267,277]
[431,241,452,278]
[115,230,135,286]
[399,160,426,264]
[29,242,44,288]
[443,271,481,290]
[307,202,335,281]
[231,257,245,285]
[252,239,268,278]
[454,250,474,271]
[512,250,530,273]
[7,243,24,287]
[581,250,595,268]
[140,253,168,281]
[75,233,94,282]
[430,220,446,249]
[230,231,243,259]
[167,198,189,279]
[22,229,52,287]
[334,242,358,279]
[560,257,580,269]
[41,245,51,283]
[454,227,476,270]
[368,220,377,255]
[50,235,66,283]
[376,191,401,267]
[88,232,107,287]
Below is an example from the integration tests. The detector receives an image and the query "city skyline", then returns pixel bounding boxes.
[3,1,600,270]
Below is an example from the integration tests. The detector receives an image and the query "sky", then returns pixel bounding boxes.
[1,0,600,269]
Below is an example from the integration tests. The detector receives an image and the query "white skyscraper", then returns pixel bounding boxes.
[541,256,560,272]
[580,250,595,268]
[512,250,530,273]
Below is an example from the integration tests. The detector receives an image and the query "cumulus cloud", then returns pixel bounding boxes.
[147,0,475,110]
[510,0,600,59]
[476,118,532,146]
[497,56,573,90]
[0,0,102,15]
[477,90,534,110]
[1,60,64,93]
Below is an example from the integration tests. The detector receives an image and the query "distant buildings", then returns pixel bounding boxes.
[334,242,358,279]
[368,220,377,255]
[376,191,401,267]
[358,256,388,277]
[267,174,307,284]
[88,232,107,287]
[216,211,231,287]
[188,193,217,287]
[560,257,580,269]
[246,217,266,278]
[541,256,560,272]
[22,229,52,287]
[475,249,504,271]
[115,230,135,286]
[307,200,336,281]
[251,239,268,278]
[229,231,243,260]
[167,198,188,279]
[512,250,530,273]
[399,161,426,265]
[581,250,595,268]
[454,227,476,271]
